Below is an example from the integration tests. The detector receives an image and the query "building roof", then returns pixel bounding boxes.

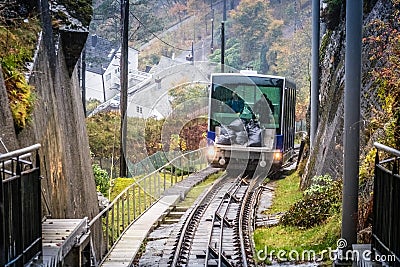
[85,34,119,75]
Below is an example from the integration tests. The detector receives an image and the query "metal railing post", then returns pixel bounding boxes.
[0,163,3,267]
[158,172,161,197]
[105,210,110,250]
[180,157,183,181]
[127,188,131,223]
[138,184,141,215]
[111,208,115,244]
[121,196,125,228]
[133,184,136,219]
[163,168,166,191]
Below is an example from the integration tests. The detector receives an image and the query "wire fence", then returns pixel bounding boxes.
[128,150,181,177]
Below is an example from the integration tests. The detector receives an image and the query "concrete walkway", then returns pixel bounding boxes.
[100,194,180,267]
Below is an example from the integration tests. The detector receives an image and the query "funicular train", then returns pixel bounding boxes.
[206,70,296,177]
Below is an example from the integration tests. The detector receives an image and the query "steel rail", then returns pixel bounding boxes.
[204,175,244,266]
[239,176,264,267]
[171,172,231,266]
[218,178,244,267]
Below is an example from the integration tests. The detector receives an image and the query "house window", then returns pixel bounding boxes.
[106,73,111,81]
[136,106,142,114]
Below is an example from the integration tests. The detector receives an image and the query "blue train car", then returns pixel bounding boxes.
[206,70,296,176]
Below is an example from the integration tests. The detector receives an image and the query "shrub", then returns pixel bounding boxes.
[3,66,35,132]
[304,174,336,196]
[93,163,110,196]
[280,174,342,228]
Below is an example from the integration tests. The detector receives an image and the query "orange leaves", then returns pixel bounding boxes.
[169,3,187,17]
[364,4,400,148]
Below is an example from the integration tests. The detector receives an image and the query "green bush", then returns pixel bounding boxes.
[164,165,195,176]
[304,174,336,196]
[280,175,342,228]
[93,163,110,195]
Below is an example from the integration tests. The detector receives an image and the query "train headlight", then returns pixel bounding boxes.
[219,158,226,165]
[259,160,267,167]
[273,151,282,162]
[207,146,216,158]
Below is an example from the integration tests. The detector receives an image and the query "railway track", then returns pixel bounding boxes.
[168,172,264,266]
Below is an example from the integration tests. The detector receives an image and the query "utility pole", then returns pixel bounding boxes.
[221,0,227,72]
[191,41,194,64]
[310,0,320,146]
[119,0,129,178]
[211,9,214,53]
[221,21,225,73]
[81,46,87,117]
[101,66,106,102]
[341,0,363,259]
[223,0,227,21]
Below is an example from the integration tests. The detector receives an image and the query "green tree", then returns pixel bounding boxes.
[230,0,272,63]
[86,99,101,115]
[90,0,165,43]
[209,39,243,70]
[168,82,208,109]
[86,112,120,163]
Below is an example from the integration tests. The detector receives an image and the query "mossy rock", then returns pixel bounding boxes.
[55,0,93,27]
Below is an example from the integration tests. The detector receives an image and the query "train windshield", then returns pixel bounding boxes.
[209,76,283,132]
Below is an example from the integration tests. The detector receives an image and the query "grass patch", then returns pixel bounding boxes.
[178,171,223,207]
[254,212,341,260]
[254,171,341,263]
[109,177,136,200]
[109,172,190,200]
[266,172,303,214]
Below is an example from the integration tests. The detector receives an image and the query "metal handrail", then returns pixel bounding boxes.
[89,148,206,225]
[0,144,41,161]
[1,144,41,267]
[89,147,207,265]
[374,142,400,157]
[372,142,400,265]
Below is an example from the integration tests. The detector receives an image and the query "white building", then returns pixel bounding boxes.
[85,34,140,102]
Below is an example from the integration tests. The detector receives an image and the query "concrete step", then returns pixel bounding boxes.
[168,211,186,219]
[174,206,189,212]
[162,218,180,224]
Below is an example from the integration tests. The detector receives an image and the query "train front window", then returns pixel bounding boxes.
[210,81,282,132]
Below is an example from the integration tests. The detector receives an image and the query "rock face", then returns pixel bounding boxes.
[0,1,98,219]
[301,0,396,188]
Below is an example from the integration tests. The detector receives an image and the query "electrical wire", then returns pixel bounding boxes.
[129,11,191,52]
[114,0,191,52]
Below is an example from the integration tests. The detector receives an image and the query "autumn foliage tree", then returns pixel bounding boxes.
[226,0,310,121]
[169,3,187,22]
[167,82,208,151]
[364,0,400,149]
[230,0,272,64]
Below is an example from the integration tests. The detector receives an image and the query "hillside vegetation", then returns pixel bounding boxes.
[89,0,311,122]
[0,3,40,132]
